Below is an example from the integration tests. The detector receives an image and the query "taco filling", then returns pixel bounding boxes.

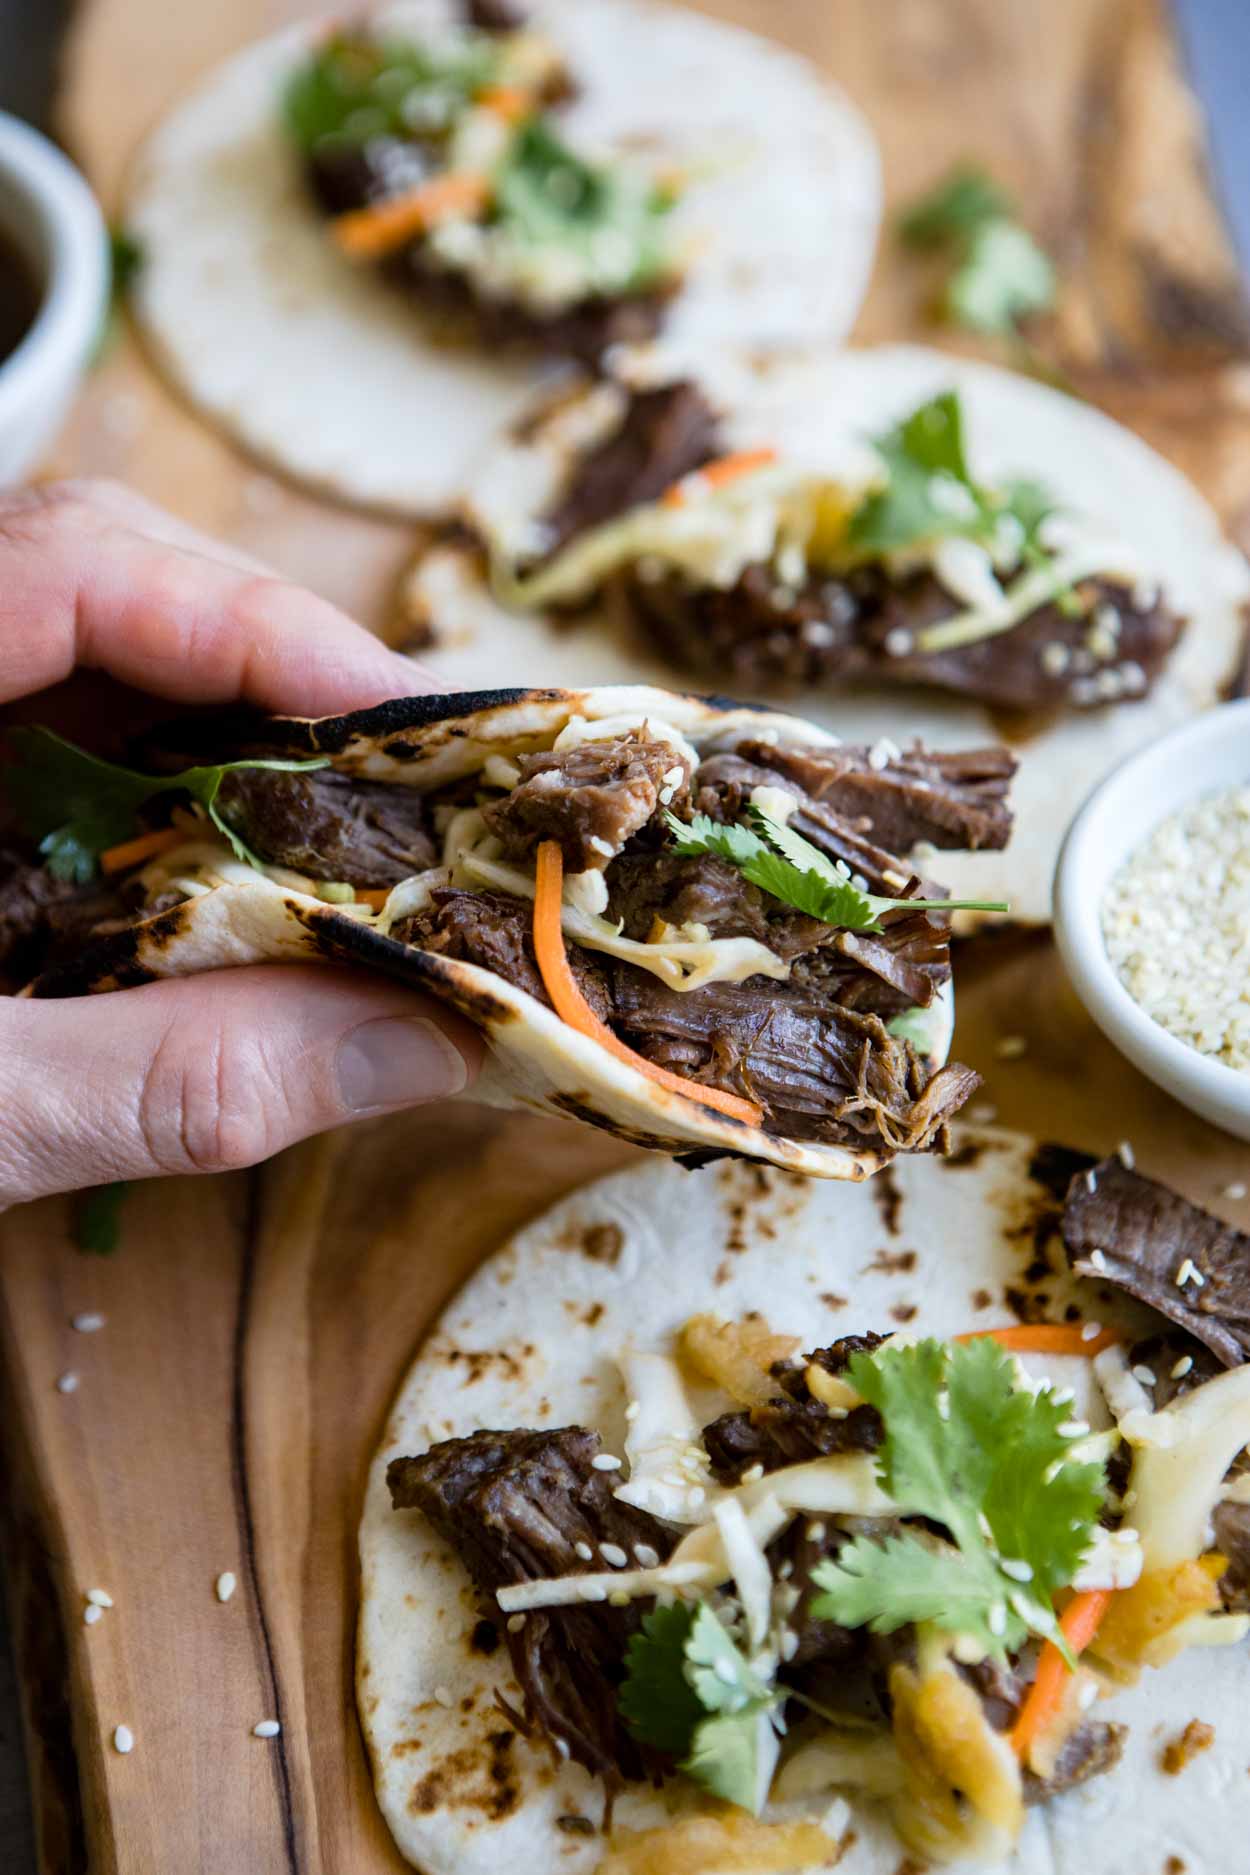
[485,378,1186,713]
[2,702,1013,1160]
[284,6,680,362]
[384,1156,1250,1866]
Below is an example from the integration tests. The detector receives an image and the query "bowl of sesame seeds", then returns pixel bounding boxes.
[1054,697,1250,1141]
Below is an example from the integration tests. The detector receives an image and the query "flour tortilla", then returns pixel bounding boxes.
[358,1126,1246,1874]
[28,683,960,1181]
[405,343,1250,924]
[124,0,880,516]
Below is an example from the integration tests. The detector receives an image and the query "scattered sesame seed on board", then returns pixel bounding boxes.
[432,1686,453,1708]
[215,1572,237,1604]
[71,1313,105,1333]
[86,1589,113,1608]
[112,1725,134,1755]
[1223,1182,1248,1201]
[252,1720,281,1739]
[56,1372,79,1394]
[83,1604,103,1627]
[995,1035,1028,1060]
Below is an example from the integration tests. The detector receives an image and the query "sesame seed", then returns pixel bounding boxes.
[883,627,914,658]
[83,1604,103,1627]
[72,1313,105,1334]
[662,767,684,790]
[1131,1364,1157,1387]
[574,1542,593,1562]
[1117,1140,1135,1169]
[215,1572,237,1604]
[633,1545,660,1569]
[1080,1320,1103,1342]
[1000,1558,1034,1583]
[1040,641,1071,677]
[56,1372,79,1395]
[624,1400,640,1422]
[780,1629,800,1661]
[1058,1419,1091,1438]
[1175,1258,1199,1288]
[1088,1249,1108,1272]
[1171,1355,1194,1379]
[1052,1387,1075,1406]
[1223,1182,1248,1201]
[588,835,614,859]
[432,1686,453,1708]
[995,1034,1028,1061]
[1084,1168,1098,1194]
[507,1613,527,1633]
[252,1720,281,1739]
[112,1725,134,1755]
[713,1657,738,1686]
[86,1589,113,1608]
[740,1464,765,1485]
[555,1736,571,1759]
[806,1522,827,1545]
[1078,1680,1099,1710]
[600,1544,628,1568]
[988,1602,1007,1637]
[591,1454,622,1472]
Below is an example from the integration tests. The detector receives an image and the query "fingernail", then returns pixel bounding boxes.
[336,1017,470,1113]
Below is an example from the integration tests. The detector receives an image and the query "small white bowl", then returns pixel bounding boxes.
[1054,697,1250,1141]
[0,112,108,485]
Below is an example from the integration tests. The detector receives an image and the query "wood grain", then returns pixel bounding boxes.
[1,1,1248,1870]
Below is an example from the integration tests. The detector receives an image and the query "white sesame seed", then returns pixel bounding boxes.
[661,766,684,790]
[1223,1182,1248,1201]
[1040,641,1071,677]
[740,1464,765,1485]
[1171,1355,1194,1379]
[83,1604,103,1627]
[999,1558,1034,1583]
[624,1400,640,1422]
[86,1589,113,1608]
[555,1736,571,1759]
[1058,1419,1091,1438]
[1080,1320,1103,1342]
[780,1629,800,1661]
[1175,1258,1199,1288]
[988,1602,1008,1637]
[883,626,914,658]
[1131,1364,1157,1387]
[252,1720,281,1738]
[633,1545,660,1568]
[1117,1140,1135,1169]
[591,1454,622,1472]
[1052,1387,1075,1406]
[56,1372,79,1395]
[1088,1249,1108,1273]
[215,1572,237,1604]
[507,1613,527,1633]
[112,1725,134,1755]
[1078,1680,1099,1711]
[574,1542,593,1562]
[432,1686,453,1708]
[71,1313,105,1334]
[600,1544,628,1568]
[587,835,614,859]
[807,1522,827,1545]
[714,1657,738,1686]
[1084,1168,1098,1194]
[995,1034,1028,1061]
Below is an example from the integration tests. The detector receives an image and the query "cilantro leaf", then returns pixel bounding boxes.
[284,31,496,151]
[663,808,1007,930]
[617,1603,705,1755]
[948,219,1055,338]
[811,1339,1106,1660]
[495,117,673,294]
[899,166,1014,249]
[682,1705,776,1815]
[4,728,328,883]
[847,392,983,557]
[74,1181,131,1255]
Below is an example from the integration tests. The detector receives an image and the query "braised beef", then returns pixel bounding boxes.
[628,558,1183,715]
[1063,1158,1250,1367]
[466,0,527,30]
[389,1426,674,1787]
[483,733,689,872]
[395,887,613,1022]
[215,767,436,887]
[1021,1722,1127,1801]
[539,382,721,560]
[1126,1332,1223,1409]
[0,845,138,984]
[612,970,978,1151]
[1212,1500,1250,1613]
[703,1332,886,1483]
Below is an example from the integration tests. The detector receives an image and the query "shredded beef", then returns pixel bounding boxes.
[1063,1158,1250,1367]
[1021,1722,1127,1801]
[539,382,721,560]
[628,557,1183,714]
[0,845,141,984]
[1212,1500,1250,1612]
[612,970,977,1151]
[388,1427,673,1786]
[215,768,436,887]
[703,1333,887,1483]
[395,887,613,1022]
[483,733,689,872]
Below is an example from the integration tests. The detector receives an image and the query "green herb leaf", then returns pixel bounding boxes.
[617,1603,705,1755]
[947,219,1056,338]
[899,166,1014,249]
[682,1705,776,1814]
[811,1339,1106,1659]
[4,728,328,883]
[283,31,497,150]
[664,808,1008,930]
[494,117,673,294]
[684,1604,772,1715]
[74,1181,131,1256]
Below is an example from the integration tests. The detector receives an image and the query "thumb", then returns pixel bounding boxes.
[0,966,482,1206]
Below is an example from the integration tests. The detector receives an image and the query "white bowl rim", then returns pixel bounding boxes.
[1054,695,1250,1121]
[0,112,108,423]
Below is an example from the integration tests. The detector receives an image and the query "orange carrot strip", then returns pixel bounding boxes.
[332,172,491,260]
[475,84,534,123]
[532,841,763,1128]
[98,826,185,875]
[954,1324,1120,1358]
[661,448,779,507]
[1010,1590,1113,1759]
[354,888,391,911]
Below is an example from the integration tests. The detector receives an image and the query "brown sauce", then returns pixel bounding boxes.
[0,226,42,367]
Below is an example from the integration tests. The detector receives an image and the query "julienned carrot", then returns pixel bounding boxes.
[332,172,491,259]
[1009,1589,1113,1759]
[354,888,390,911]
[661,448,778,507]
[532,841,763,1128]
[954,1323,1120,1358]
[475,84,534,123]
[98,826,185,875]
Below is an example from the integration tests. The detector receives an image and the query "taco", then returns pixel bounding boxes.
[1,686,1014,1179]
[123,1,879,513]
[405,344,1250,921]
[359,1133,1250,1873]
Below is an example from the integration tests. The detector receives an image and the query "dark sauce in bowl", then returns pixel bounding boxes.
[0,225,42,368]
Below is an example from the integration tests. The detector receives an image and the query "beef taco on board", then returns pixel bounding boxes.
[123,0,879,513]
[406,344,1250,922]
[360,1134,1250,1873]
[2,687,1011,1181]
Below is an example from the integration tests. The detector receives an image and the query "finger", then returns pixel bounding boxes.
[0,967,483,1205]
[52,477,276,575]
[0,480,435,714]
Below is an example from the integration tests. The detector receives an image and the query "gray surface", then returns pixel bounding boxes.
[0,3,1248,1873]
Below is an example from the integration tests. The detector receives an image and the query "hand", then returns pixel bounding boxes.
[0,481,481,1208]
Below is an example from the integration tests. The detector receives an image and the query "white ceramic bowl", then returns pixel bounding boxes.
[0,112,108,484]
[1054,697,1250,1141]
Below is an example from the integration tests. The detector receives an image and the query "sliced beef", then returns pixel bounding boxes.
[1126,1332,1223,1409]
[1212,1499,1250,1612]
[539,382,721,560]
[612,969,978,1152]
[628,557,1183,715]
[0,845,138,984]
[388,1426,674,1786]
[1021,1721,1127,1801]
[483,734,689,872]
[703,1333,886,1484]
[1063,1157,1250,1367]
[214,768,436,888]
[394,886,613,1022]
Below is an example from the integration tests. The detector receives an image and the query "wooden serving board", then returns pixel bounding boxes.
[3,3,1250,1872]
